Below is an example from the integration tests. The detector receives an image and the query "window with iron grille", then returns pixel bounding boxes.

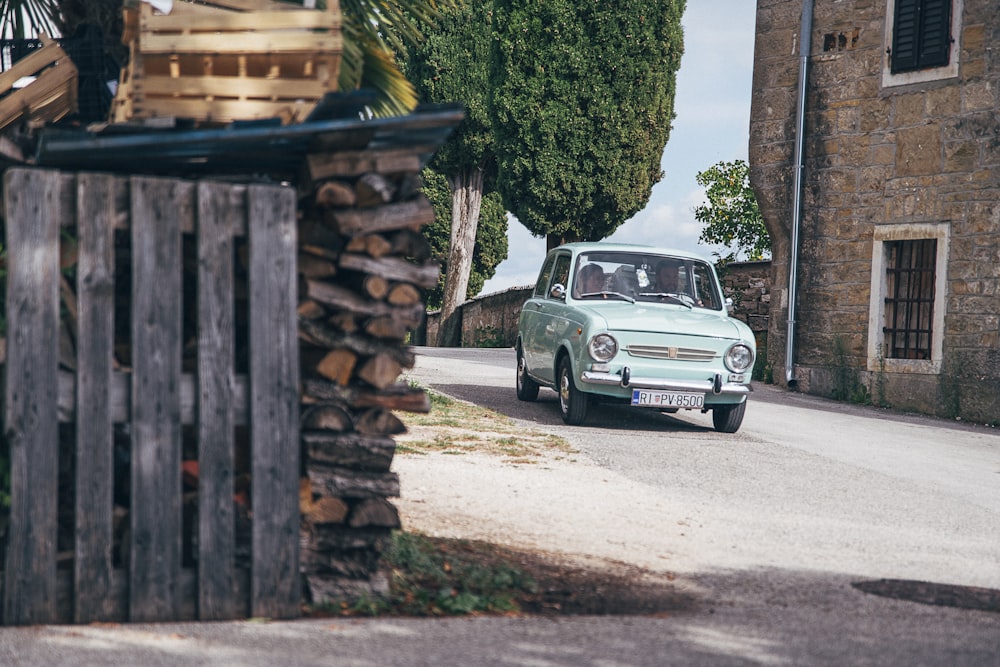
[890,0,952,73]
[883,238,936,359]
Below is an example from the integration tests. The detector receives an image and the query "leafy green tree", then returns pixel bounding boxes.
[405,0,504,345]
[694,159,770,263]
[422,169,508,311]
[1,0,458,116]
[489,0,685,248]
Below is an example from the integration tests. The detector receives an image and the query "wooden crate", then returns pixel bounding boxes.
[0,36,78,132]
[112,0,341,125]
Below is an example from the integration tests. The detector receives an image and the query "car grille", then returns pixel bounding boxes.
[626,345,718,361]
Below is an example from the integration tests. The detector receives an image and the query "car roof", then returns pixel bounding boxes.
[550,242,711,263]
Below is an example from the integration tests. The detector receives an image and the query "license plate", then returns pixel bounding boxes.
[631,390,705,409]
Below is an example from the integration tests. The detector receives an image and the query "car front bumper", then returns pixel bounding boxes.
[580,369,752,396]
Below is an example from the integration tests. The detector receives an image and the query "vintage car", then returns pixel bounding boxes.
[515,242,755,431]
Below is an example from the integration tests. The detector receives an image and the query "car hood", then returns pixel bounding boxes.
[579,303,747,340]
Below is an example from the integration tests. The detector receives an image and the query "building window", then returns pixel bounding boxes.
[883,239,936,359]
[890,0,952,73]
[882,0,961,87]
[867,223,949,374]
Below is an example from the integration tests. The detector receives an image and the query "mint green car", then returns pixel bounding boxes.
[516,243,755,431]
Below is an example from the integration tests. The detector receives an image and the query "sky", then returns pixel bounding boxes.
[477,1,757,295]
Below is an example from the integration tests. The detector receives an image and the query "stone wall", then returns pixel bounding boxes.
[719,261,772,336]
[749,0,1000,421]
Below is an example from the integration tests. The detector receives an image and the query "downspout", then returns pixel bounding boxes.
[785,0,814,387]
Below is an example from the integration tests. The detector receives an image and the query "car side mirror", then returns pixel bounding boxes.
[725,297,734,313]
[550,283,566,300]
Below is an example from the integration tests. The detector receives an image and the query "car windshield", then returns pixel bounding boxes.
[572,251,723,309]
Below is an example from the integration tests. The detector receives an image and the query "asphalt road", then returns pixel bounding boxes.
[400,347,1000,663]
[2,346,997,666]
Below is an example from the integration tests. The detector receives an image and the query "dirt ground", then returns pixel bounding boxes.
[391,449,699,616]
[419,534,698,616]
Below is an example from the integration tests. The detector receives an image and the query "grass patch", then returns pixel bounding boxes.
[312,531,538,617]
[395,386,575,461]
[305,530,696,618]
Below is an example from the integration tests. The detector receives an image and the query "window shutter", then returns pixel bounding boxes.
[891,0,952,74]
[916,0,951,69]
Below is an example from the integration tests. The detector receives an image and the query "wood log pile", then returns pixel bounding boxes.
[295,149,438,602]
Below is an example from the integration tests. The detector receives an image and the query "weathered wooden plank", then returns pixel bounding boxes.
[302,432,395,472]
[327,198,435,236]
[308,467,400,500]
[196,181,244,620]
[136,74,330,100]
[129,176,190,622]
[73,173,119,623]
[0,566,250,625]
[131,97,319,124]
[57,370,249,425]
[304,279,425,328]
[143,10,339,32]
[248,184,300,619]
[2,168,63,625]
[302,378,431,413]
[338,253,440,288]
[307,148,435,181]
[140,32,341,55]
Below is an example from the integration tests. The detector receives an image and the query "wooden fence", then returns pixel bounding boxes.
[1,168,300,624]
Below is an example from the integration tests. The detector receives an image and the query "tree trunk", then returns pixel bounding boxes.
[437,168,485,347]
[547,230,582,251]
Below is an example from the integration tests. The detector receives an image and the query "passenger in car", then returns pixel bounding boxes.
[654,260,681,292]
[576,263,606,296]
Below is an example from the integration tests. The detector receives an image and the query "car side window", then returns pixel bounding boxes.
[549,254,571,300]
[533,255,557,298]
[692,263,722,309]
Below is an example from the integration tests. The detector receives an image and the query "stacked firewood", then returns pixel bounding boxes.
[295,152,439,602]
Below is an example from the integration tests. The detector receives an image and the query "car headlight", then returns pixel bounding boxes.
[588,334,619,362]
[725,343,754,372]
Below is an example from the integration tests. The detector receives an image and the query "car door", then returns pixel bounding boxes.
[521,253,557,377]
[528,252,572,385]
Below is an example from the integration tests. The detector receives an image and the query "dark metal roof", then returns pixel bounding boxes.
[33,99,464,181]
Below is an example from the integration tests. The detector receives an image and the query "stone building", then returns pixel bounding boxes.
[750,0,999,421]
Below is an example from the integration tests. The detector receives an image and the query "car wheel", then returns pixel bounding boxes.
[712,400,746,433]
[516,345,539,401]
[557,356,588,425]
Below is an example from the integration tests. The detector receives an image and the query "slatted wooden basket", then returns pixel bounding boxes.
[112,0,341,125]
[0,36,78,132]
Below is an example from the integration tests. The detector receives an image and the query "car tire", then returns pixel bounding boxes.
[558,356,588,425]
[516,344,539,402]
[712,400,746,433]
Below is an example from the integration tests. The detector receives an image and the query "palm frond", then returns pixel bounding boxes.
[0,0,61,39]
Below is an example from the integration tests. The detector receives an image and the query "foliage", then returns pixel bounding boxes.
[403,0,496,180]
[0,0,60,38]
[337,0,463,116]
[694,159,771,263]
[751,332,770,383]
[830,336,870,405]
[421,169,508,310]
[332,531,538,616]
[489,0,685,245]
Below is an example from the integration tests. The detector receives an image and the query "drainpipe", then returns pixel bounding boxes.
[785,0,814,387]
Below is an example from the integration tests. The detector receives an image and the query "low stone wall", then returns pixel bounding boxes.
[422,261,772,349]
[719,260,771,335]
[424,285,534,348]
